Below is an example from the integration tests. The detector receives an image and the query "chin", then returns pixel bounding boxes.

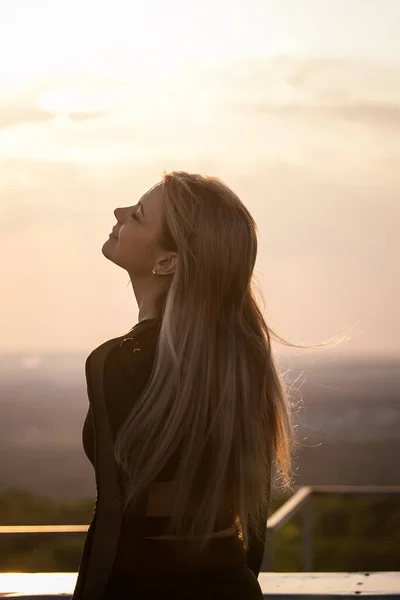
[102,243,126,269]
[101,239,114,258]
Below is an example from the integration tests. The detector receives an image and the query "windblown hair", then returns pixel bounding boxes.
[114,171,348,552]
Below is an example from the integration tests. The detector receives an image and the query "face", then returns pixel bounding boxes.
[102,182,176,278]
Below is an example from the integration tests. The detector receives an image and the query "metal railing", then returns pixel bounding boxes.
[1,485,399,573]
[262,484,400,572]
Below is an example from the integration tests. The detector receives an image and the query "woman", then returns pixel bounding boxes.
[73,171,342,600]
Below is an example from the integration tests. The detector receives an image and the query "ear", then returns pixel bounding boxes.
[154,252,177,276]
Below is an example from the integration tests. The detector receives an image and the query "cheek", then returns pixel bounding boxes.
[118,228,157,266]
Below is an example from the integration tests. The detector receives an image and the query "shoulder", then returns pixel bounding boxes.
[84,318,161,382]
[104,318,161,386]
[116,318,161,360]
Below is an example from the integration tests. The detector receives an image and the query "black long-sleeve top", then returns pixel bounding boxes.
[81,317,269,580]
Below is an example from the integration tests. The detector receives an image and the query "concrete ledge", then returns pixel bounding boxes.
[0,571,399,598]
[258,572,400,598]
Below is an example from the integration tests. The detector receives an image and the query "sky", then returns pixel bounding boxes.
[0,0,399,356]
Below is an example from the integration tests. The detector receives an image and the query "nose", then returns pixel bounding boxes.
[114,207,122,221]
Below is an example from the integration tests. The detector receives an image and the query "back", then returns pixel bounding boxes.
[82,318,267,577]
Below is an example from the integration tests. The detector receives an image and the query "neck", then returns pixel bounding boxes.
[129,273,168,322]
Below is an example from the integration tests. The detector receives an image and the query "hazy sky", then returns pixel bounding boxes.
[0,0,399,356]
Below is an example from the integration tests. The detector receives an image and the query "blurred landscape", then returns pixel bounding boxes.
[1,350,399,572]
[0,351,399,501]
[1,238,397,568]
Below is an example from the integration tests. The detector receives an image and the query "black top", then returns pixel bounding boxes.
[82,318,268,578]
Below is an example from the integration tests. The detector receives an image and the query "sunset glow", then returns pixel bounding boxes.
[0,0,399,354]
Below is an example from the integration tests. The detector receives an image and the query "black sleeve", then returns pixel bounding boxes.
[246,513,268,578]
[81,336,155,467]
[246,476,271,577]
[102,333,158,442]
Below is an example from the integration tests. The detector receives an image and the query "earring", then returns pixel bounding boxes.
[152,269,156,275]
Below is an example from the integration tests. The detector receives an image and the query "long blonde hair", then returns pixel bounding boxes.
[114,171,349,552]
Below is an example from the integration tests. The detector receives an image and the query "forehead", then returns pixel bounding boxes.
[139,182,164,223]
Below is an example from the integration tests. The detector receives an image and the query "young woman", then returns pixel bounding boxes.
[72,171,342,600]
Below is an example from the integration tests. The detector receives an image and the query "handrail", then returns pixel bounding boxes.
[267,486,312,532]
[0,524,88,539]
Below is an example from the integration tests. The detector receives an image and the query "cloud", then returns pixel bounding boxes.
[67,110,110,121]
[205,56,400,129]
[282,56,376,89]
[0,107,55,130]
[241,101,400,128]
[0,75,122,130]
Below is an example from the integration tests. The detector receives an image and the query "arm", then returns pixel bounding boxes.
[246,510,268,578]
[246,475,271,577]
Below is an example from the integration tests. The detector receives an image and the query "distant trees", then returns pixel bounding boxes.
[269,492,400,571]
[0,489,94,572]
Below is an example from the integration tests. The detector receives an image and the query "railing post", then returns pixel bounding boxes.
[302,495,313,571]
